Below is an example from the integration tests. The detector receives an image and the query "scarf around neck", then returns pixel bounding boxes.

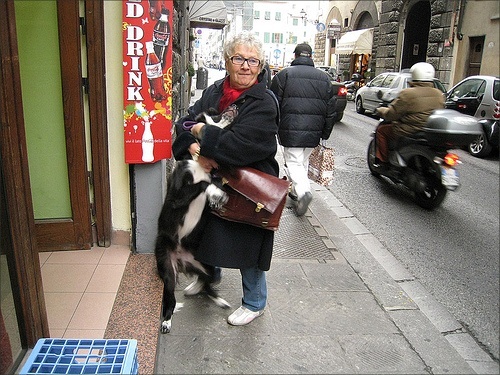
[218,77,253,112]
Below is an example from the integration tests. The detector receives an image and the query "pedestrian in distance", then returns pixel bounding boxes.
[172,31,280,326]
[270,43,336,216]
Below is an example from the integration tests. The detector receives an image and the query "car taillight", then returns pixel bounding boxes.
[443,153,461,166]
[494,101,500,119]
[338,86,347,96]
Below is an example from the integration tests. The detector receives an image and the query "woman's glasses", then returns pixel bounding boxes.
[229,55,261,67]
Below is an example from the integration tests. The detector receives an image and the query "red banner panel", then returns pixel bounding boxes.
[122,0,172,163]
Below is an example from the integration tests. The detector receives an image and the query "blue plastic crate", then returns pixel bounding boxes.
[20,338,138,375]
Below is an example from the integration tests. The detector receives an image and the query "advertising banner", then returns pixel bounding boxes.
[122,0,173,163]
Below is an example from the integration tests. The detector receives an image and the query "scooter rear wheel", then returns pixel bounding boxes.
[367,139,381,177]
[408,155,447,210]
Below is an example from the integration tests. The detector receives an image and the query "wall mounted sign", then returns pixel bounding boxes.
[327,23,341,39]
[122,0,173,164]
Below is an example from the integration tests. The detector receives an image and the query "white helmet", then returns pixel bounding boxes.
[410,62,435,82]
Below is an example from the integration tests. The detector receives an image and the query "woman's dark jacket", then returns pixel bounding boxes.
[172,72,279,271]
[270,56,336,147]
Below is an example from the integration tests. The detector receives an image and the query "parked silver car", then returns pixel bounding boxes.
[355,71,446,114]
[445,75,500,157]
[316,66,337,79]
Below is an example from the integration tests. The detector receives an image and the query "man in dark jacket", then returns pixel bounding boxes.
[270,43,336,216]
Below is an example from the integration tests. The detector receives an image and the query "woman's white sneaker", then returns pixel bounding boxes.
[227,306,264,326]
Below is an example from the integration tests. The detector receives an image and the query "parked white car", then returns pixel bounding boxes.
[355,71,446,115]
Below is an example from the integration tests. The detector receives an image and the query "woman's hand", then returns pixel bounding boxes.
[190,123,205,139]
[189,142,218,172]
[197,155,219,172]
[188,142,200,159]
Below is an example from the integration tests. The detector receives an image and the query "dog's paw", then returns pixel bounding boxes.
[208,194,228,210]
[206,185,228,210]
[161,319,172,334]
[208,295,231,309]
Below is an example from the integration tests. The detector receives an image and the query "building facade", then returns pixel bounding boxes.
[323,0,498,85]
[1,0,498,371]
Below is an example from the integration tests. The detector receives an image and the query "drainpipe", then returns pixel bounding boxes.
[456,0,467,41]
[179,1,189,117]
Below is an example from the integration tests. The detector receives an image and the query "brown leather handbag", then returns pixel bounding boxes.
[211,167,290,231]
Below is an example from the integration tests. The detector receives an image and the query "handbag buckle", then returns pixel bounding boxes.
[255,203,264,212]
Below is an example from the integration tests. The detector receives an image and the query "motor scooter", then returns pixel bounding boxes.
[367,109,482,209]
[344,73,363,101]
[344,81,357,101]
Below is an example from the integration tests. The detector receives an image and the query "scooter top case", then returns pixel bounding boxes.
[422,109,482,148]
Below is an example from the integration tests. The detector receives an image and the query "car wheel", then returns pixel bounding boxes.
[355,97,365,114]
[468,132,492,158]
[335,112,343,122]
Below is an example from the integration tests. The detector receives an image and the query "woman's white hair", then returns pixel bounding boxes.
[223,31,265,65]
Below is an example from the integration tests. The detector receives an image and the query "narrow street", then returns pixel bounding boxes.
[328,102,499,360]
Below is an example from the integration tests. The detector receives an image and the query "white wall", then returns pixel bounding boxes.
[104,1,132,235]
[451,0,499,83]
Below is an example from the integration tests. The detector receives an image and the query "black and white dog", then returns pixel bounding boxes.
[154,109,235,334]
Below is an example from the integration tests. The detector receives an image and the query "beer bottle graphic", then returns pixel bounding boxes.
[145,41,167,102]
[152,8,170,70]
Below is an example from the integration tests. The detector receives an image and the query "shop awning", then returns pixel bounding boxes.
[336,28,374,55]
[189,0,228,29]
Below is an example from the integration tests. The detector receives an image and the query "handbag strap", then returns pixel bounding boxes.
[266,88,280,125]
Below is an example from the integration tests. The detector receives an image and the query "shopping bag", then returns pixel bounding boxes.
[308,141,335,186]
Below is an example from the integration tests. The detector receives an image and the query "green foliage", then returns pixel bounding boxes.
[187,63,195,77]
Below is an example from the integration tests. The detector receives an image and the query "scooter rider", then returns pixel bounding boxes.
[375,62,445,166]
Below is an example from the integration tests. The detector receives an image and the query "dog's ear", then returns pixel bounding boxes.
[206,108,223,123]
[168,161,193,192]
[195,112,223,126]
[194,112,207,124]
[195,108,221,125]
[206,107,219,116]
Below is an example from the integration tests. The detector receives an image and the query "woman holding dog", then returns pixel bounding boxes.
[172,31,279,326]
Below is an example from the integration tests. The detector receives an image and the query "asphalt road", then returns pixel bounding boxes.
[326,102,499,361]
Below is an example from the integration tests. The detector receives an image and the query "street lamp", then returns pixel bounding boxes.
[299,8,320,25]
[300,9,307,26]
